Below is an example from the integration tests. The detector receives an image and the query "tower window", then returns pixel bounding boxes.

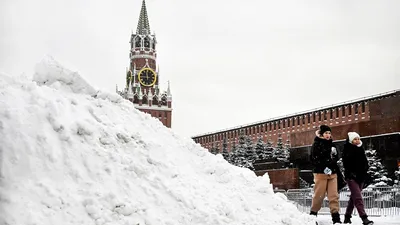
[329,109,333,119]
[288,119,291,127]
[313,113,316,122]
[318,111,321,121]
[336,108,339,118]
[355,104,359,114]
[135,37,141,48]
[342,106,345,117]
[307,114,310,123]
[144,37,150,48]
[361,102,365,113]
[324,111,327,120]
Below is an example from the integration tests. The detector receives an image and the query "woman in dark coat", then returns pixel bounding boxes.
[310,125,342,224]
[342,132,373,225]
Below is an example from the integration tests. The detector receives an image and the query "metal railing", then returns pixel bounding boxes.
[282,186,400,216]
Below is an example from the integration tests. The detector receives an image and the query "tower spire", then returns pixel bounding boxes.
[127,82,133,100]
[167,81,172,100]
[136,0,151,35]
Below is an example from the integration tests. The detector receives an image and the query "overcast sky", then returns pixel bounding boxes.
[1,0,400,137]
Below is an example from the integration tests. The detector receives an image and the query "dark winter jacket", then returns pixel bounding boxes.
[310,136,339,174]
[342,139,369,183]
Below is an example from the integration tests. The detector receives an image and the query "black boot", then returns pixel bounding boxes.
[344,214,352,224]
[310,211,318,225]
[332,212,342,224]
[361,215,374,225]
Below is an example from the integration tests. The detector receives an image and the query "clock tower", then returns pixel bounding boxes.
[117,0,172,128]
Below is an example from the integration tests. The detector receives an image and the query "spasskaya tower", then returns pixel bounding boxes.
[116,0,172,128]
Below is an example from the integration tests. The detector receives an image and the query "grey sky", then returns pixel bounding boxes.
[1,0,400,137]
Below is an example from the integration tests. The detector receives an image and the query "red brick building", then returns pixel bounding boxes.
[192,90,400,152]
[117,0,172,128]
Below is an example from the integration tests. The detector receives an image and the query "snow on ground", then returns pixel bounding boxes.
[316,215,400,225]
[0,56,317,225]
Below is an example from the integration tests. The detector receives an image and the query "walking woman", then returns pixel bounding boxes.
[310,125,342,224]
[342,132,373,225]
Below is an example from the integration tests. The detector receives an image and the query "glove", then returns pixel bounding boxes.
[324,167,332,175]
[331,147,337,155]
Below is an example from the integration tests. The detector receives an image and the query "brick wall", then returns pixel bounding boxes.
[194,91,400,152]
[137,108,172,128]
[255,168,299,190]
[290,94,400,147]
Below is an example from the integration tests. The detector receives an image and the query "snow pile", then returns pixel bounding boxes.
[33,55,97,96]
[0,57,315,225]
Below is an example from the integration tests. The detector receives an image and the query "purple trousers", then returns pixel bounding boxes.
[345,179,366,217]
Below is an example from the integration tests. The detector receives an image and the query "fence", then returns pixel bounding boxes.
[279,186,400,216]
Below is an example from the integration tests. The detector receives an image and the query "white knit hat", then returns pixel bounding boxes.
[348,132,360,143]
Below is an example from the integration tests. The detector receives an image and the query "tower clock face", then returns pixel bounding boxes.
[138,68,157,87]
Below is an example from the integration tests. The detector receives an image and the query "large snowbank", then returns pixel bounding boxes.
[0,57,315,225]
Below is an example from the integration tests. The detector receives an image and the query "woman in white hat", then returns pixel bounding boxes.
[342,132,373,225]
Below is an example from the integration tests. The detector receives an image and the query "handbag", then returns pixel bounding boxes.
[336,165,347,192]
[337,171,347,191]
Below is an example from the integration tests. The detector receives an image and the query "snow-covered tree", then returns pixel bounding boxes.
[231,130,247,167]
[394,165,400,187]
[365,148,392,187]
[229,130,257,170]
[210,142,216,154]
[263,138,273,159]
[214,141,220,154]
[273,134,290,164]
[266,138,273,148]
[229,141,237,164]
[222,138,229,161]
[285,135,291,149]
[243,135,256,170]
[255,137,266,160]
[276,133,284,150]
